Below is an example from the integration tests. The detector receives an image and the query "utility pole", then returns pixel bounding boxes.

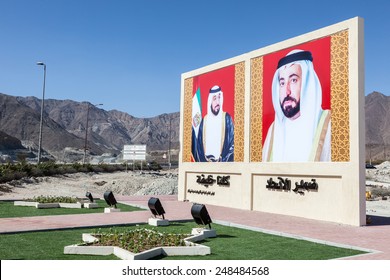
[168,116,172,169]
[36,62,46,164]
[83,103,103,164]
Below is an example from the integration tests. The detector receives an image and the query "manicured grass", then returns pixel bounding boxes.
[0,200,144,218]
[0,227,119,260]
[0,222,367,260]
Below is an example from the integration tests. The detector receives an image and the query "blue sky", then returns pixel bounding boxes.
[1,0,389,117]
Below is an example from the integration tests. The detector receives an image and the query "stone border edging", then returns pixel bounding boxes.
[14,201,83,209]
[64,229,214,260]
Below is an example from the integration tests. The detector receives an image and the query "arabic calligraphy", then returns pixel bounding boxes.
[266,177,318,194]
[266,177,291,190]
[196,174,216,187]
[292,179,318,195]
[196,174,230,187]
[217,175,230,186]
[187,189,215,196]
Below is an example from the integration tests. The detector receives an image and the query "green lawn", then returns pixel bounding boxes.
[0,222,367,260]
[0,200,144,218]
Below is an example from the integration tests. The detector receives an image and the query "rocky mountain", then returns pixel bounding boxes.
[0,131,24,150]
[0,91,389,163]
[0,93,90,161]
[365,91,390,162]
[0,93,179,162]
[0,130,33,162]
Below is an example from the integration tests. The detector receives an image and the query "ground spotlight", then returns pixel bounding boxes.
[85,192,94,203]
[103,191,117,208]
[191,203,212,229]
[148,197,166,219]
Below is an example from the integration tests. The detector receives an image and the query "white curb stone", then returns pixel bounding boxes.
[64,229,214,260]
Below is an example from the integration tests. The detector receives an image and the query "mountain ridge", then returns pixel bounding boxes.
[1,92,179,162]
[1,91,389,162]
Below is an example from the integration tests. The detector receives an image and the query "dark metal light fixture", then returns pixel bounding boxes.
[148,197,166,219]
[85,192,94,203]
[103,191,117,208]
[191,203,212,229]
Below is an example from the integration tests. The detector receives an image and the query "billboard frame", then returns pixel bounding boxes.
[178,17,365,226]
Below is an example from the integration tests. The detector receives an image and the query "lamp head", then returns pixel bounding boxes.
[85,192,94,203]
[191,203,212,229]
[148,197,166,219]
[103,191,117,208]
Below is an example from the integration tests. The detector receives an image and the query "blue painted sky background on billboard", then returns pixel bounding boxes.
[0,0,388,117]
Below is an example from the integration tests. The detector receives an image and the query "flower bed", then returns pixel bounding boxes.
[27,195,79,204]
[89,228,187,253]
[64,228,212,260]
[14,195,83,209]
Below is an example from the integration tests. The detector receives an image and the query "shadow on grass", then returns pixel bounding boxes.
[191,234,237,246]
[159,223,187,228]
[214,234,236,239]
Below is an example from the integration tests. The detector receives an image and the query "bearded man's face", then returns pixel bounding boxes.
[278,63,302,119]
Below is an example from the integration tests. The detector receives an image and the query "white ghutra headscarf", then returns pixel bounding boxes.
[204,85,224,159]
[270,50,323,161]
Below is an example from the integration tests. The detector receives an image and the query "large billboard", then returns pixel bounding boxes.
[179,17,364,226]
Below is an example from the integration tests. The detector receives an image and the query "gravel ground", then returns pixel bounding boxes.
[0,170,178,200]
[365,161,390,217]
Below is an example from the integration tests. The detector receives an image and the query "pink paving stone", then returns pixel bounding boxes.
[1,195,390,260]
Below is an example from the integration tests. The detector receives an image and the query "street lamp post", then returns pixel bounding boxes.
[83,103,103,164]
[168,117,172,169]
[36,62,46,164]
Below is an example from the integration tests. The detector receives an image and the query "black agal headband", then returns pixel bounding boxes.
[277,51,313,69]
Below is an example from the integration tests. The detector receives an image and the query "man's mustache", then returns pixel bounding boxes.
[282,96,298,105]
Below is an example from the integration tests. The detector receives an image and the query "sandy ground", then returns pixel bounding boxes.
[0,170,178,200]
[365,161,390,217]
[366,200,390,217]
[1,165,390,217]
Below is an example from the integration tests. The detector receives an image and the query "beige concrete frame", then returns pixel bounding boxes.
[178,17,365,226]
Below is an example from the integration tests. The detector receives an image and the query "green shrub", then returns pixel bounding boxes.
[29,168,44,177]
[60,165,78,174]
[99,164,116,172]
[36,161,59,176]
[148,161,162,171]
[29,195,78,204]
[71,163,82,171]
[10,171,28,181]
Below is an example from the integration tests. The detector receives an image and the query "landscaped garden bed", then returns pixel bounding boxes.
[14,195,85,209]
[64,227,212,260]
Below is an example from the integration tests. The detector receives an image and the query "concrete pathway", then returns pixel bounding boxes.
[1,195,390,260]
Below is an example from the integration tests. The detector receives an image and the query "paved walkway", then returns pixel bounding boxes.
[1,195,390,260]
